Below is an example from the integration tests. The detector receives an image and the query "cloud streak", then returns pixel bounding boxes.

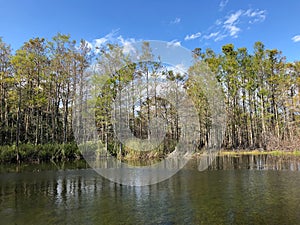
[292,35,300,43]
[184,32,201,41]
[167,40,181,47]
[224,10,243,25]
[204,32,220,40]
[245,9,266,23]
[223,10,243,38]
[201,8,267,41]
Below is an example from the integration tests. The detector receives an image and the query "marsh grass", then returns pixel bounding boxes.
[0,143,81,163]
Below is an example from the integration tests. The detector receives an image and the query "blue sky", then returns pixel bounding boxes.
[1,0,300,61]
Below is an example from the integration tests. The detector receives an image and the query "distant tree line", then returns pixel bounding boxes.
[0,34,300,162]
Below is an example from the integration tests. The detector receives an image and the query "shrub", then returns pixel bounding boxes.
[0,145,16,162]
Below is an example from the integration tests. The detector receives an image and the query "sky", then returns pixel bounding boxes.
[0,0,300,61]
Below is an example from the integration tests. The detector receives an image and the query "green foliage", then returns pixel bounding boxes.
[0,145,16,162]
[1,34,300,164]
[0,143,81,163]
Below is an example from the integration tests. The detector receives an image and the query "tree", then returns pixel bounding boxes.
[0,38,12,145]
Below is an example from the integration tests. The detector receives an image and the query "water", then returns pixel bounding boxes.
[1,155,300,225]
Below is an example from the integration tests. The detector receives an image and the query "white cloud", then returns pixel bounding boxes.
[167,40,181,47]
[224,24,240,37]
[170,17,181,24]
[184,32,201,41]
[222,10,244,37]
[224,10,243,25]
[200,7,267,42]
[222,9,266,38]
[204,32,220,40]
[88,30,140,56]
[117,36,137,55]
[93,29,119,53]
[244,9,266,23]
[219,0,229,11]
[292,35,300,43]
[94,37,107,47]
[214,34,227,42]
[204,32,226,42]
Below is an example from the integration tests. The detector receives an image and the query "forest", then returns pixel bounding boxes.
[1,33,300,162]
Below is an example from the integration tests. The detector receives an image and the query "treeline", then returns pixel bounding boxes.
[0,34,91,161]
[92,42,201,158]
[196,43,300,150]
[0,34,300,162]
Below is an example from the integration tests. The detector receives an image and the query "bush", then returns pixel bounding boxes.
[0,145,16,162]
[18,143,38,160]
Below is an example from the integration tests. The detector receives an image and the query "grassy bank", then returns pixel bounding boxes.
[2,143,300,164]
[0,143,82,163]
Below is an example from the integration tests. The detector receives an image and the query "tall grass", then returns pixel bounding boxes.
[0,143,82,163]
[122,139,164,160]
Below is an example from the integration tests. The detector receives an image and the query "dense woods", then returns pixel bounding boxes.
[1,34,300,162]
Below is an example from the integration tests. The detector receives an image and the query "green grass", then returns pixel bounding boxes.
[0,143,82,163]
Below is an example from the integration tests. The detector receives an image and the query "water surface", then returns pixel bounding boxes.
[1,155,300,225]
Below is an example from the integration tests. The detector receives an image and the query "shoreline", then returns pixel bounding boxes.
[1,143,300,164]
[218,149,300,156]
